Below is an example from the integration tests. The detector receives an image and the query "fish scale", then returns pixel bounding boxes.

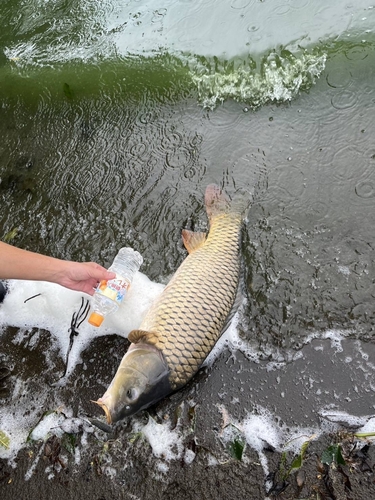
[138,212,243,389]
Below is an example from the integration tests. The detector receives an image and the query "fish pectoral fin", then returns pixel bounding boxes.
[181,229,207,254]
[128,329,159,345]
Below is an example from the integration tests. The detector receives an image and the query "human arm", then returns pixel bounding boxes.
[0,241,115,295]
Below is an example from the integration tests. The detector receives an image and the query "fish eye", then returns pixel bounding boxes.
[126,388,138,401]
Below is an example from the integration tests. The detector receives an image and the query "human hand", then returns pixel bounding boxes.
[0,241,117,294]
[55,261,116,296]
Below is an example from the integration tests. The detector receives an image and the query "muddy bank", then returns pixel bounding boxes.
[0,334,375,500]
[1,421,375,499]
[2,326,375,499]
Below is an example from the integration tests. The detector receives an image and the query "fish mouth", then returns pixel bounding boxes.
[93,344,172,423]
[92,399,113,424]
[94,370,172,423]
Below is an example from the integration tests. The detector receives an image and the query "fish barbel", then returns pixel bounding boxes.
[95,184,247,423]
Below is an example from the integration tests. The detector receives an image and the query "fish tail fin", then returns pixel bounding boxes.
[205,184,230,221]
[205,184,251,222]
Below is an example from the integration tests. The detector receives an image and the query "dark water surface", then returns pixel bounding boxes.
[1,0,375,496]
[1,40,375,345]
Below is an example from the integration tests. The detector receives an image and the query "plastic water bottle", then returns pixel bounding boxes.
[88,247,143,327]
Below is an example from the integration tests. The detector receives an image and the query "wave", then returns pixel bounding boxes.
[188,49,327,109]
[1,38,374,110]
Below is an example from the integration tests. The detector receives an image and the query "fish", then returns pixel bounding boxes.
[95,184,248,423]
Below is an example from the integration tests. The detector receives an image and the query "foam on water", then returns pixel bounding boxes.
[0,272,164,378]
[318,409,375,429]
[28,411,65,442]
[130,400,375,483]
[135,416,185,462]
[189,50,327,110]
[203,298,263,367]
[130,321,375,478]
[0,390,53,463]
[23,409,97,480]
[0,272,163,462]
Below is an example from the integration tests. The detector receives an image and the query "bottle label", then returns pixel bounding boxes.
[96,275,130,304]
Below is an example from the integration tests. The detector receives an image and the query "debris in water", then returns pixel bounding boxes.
[0,430,10,449]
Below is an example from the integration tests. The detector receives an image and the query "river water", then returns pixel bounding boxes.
[1,0,375,496]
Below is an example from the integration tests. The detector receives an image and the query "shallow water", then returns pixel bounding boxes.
[1,0,375,488]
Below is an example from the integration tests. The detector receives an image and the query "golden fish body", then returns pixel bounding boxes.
[96,185,246,423]
[138,211,242,390]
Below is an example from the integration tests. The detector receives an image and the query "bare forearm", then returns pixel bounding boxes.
[0,241,65,282]
[0,241,116,295]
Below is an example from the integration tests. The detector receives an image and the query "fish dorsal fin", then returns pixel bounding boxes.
[181,229,207,254]
[128,330,159,345]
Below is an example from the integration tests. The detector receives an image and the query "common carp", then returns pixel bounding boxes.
[95,184,247,423]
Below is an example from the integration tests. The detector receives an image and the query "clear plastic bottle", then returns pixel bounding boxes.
[88,247,143,327]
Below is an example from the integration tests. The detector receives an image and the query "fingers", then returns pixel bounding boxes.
[84,262,116,281]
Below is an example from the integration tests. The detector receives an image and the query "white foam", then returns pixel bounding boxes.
[184,449,196,465]
[136,416,185,461]
[0,388,54,462]
[0,272,163,461]
[203,300,261,367]
[191,51,327,110]
[214,400,375,479]
[0,272,164,378]
[300,328,351,355]
[103,466,117,479]
[202,310,242,367]
[319,409,375,428]
[338,265,350,276]
[357,417,375,435]
[29,411,65,441]
[156,461,169,474]
[24,444,45,481]
[218,404,327,480]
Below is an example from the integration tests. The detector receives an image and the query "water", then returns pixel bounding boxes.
[1,0,375,493]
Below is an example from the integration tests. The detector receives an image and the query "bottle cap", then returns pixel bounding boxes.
[88,312,104,327]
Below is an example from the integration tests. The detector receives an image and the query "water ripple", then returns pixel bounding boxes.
[331,146,368,182]
[331,88,358,110]
[1,36,375,348]
[231,0,255,9]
